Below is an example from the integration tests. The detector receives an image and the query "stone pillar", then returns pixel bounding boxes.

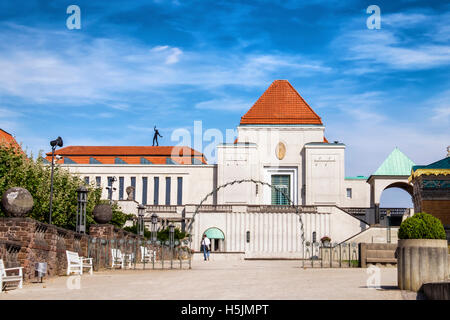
[397,239,449,292]
[374,203,380,225]
[89,224,115,239]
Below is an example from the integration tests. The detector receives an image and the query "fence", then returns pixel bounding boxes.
[302,242,360,268]
[87,237,192,271]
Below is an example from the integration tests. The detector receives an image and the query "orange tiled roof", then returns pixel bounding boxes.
[45,146,207,165]
[323,137,329,143]
[240,80,323,125]
[0,129,22,152]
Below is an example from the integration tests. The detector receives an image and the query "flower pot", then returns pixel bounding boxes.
[397,239,449,292]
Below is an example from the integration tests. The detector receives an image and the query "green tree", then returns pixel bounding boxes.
[0,143,130,230]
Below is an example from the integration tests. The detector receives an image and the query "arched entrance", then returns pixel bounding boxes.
[202,227,225,252]
[379,181,414,226]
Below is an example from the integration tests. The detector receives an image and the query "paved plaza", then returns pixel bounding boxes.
[1,260,420,300]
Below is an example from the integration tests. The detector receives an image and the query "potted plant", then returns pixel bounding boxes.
[320,236,331,247]
[396,212,449,292]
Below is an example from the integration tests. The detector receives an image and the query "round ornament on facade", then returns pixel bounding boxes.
[93,204,113,224]
[275,142,286,160]
[1,187,34,217]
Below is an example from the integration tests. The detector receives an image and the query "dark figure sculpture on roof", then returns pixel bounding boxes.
[152,126,163,146]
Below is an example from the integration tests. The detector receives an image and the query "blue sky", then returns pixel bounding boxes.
[1,0,449,206]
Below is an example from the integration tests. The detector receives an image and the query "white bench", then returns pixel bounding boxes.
[66,250,93,275]
[140,246,156,263]
[111,249,132,269]
[0,259,23,291]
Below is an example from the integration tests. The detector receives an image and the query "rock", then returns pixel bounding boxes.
[93,204,113,224]
[1,187,34,217]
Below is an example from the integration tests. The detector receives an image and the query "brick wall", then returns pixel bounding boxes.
[0,218,141,282]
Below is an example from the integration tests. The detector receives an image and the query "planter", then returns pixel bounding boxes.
[397,239,449,292]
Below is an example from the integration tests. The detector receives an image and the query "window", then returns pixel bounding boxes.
[84,176,90,185]
[89,157,102,164]
[140,157,152,164]
[165,177,171,205]
[271,175,290,205]
[142,177,148,205]
[95,176,101,188]
[115,157,127,164]
[64,157,76,164]
[154,177,159,205]
[119,177,124,200]
[130,177,136,200]
[107,177,113,200]
[177,177,183,205]
[346,188,352,199]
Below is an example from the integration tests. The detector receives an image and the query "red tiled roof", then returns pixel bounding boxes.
[240,80,323,125]
[323,137,329,143]
[0,129,22,152]
[44,146,207,164]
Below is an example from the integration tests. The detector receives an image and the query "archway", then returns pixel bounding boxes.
[186,179,306,252]
[379,182,414,226]
[202,227,225,252]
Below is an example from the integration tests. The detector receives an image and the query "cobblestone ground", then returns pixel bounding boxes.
[1,260,420,300]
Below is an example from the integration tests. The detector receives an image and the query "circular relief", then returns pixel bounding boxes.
[275,142,286,160]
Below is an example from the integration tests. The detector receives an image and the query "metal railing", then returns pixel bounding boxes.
[302,242,359,268]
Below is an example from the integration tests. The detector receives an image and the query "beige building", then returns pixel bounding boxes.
[48,80,414,258]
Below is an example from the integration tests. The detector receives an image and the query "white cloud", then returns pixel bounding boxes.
[195,98,253,112]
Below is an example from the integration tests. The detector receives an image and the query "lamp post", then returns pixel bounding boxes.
[76,186,88,233]
[106,176,117,204]
[387,209,391,243]
[137,204,145,237]
[151,213,158,243]
[49,136,63,224]
[169,223,175,269]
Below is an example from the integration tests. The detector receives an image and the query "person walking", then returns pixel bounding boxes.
[201,234,211,261]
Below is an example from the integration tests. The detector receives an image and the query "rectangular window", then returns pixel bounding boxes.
[130,177,136,200]
[177,177,183,205]
[84,176,90,185]
[165,177,171,205]
[119,177,124,200]
[96,176,101,188]
[142,177,148,204]
[271,175,290,205]
[346,188,352,198]
[107,176,113,200]
[142,177,148,205]
[154,177,159,205]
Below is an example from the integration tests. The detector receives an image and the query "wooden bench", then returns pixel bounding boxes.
[111,249,132,269]
[0,259,23,291]
[66,250,93,275]
[140,246,156,263]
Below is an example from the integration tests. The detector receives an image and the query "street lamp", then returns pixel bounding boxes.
[169,223,175,269]
[49,136,63,224]
[137,204,145,237]
[76,186,88,233]
[106,176,117,204]
[151,213,158,243]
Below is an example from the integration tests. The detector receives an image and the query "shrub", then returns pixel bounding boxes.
[398,212,446,240]
[0,143,130,230]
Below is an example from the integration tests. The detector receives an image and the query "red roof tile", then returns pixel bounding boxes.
[0,129,22,153]
[240,80,323,125]
[44,146,207,164]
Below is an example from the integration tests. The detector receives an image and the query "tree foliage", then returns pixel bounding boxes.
[0,143,130,230]
[398,212,446,240]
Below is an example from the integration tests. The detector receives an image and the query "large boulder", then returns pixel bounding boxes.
[93,204,113,224]
[1,187,34,217]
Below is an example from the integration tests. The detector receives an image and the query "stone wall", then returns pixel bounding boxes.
[0,217,141,282]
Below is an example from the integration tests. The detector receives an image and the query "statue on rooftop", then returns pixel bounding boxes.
[152,126,163,146]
